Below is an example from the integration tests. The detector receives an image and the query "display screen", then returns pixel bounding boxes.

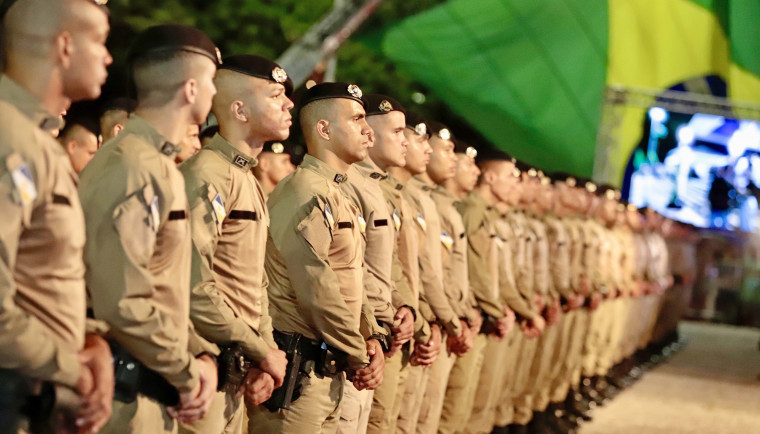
[627,108,760,231]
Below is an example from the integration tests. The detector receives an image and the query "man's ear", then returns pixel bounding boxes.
[316,120,330,141]
[112,123,124,138]
[257,156,270,172]
[231,100,247,122]
[55,31,74,69]
[65,140,78,155]
[183,79,198,105]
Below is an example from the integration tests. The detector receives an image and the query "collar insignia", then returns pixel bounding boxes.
[334,174,347,184]
[234,155,250,168]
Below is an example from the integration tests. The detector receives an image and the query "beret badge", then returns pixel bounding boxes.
[438,128,451,140]
[347,84,363,98]
[414,123,427,137]
[271,67,288,84]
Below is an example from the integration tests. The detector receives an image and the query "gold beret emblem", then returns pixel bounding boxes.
[215,47,223,64]
[512,168,522,178]
[541,176,550,185]
[347,84,362,98]
[627,203,637,212]
[465,146,478,159]
[271,67,288,84]
[586,182,597,193]
[605,189,616,200]
[305,80,317,89]
[90,0,108,4]
[528,168,538,178]
[271,142,284,154]
[567,177,577,187]
[414,123,427,137]
[438,128,451,140]
[379,100,393,112]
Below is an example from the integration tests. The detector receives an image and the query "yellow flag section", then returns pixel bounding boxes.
[604,0,760,185]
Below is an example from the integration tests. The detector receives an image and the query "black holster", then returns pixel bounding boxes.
[109,340,179,407]
[217,343,253,394]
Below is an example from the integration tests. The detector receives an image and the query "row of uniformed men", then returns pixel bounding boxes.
[0,1,674,432]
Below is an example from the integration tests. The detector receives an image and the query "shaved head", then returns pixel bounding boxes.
[299,99,336,147]
[132,52,214,107]
[4,0,104,57]
[212,69,256,123]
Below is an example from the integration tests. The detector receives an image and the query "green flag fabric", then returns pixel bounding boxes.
[374,0,760,181]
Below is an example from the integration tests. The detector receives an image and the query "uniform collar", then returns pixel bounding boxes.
[206,133,258,170]
[0,74,63,132]
[121,115,180,157]
[466,190,488,209]
[301,154,349,185]
[410,175,436,192]
[385,172,405,191]
[355,158,388,181]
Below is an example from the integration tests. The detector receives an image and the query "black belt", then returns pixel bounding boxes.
[109,340,179,407]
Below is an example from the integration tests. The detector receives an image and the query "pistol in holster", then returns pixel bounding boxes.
[479,313,499,335]
[216,343,253,395]
[109,340,180,407]
[263,330,351,412]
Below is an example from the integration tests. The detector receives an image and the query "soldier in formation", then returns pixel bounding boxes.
[0,2,681,433]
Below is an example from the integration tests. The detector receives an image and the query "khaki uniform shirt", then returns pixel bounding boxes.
[406,177,463,336]
[344,161,396,325]
[378,173,431,342]
[180,133,275,362]
[265,155,371,370]
[0,75,84,387]
[566,216,584,293]
[494,211,536,319]
[582,219,606,294]
[80,116,216,393]
[457,191,505,318]
[430,185,477,324]
[508,210,536,303]
[527,213,553,299]
[544,213,573,299]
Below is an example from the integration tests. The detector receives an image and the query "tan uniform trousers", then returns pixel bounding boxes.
[179,390,244,434]
[467,328,517,433]
[415,337,457,434]
[556,308,591,400]
[387,352,412,434]
[438,333,488,434]
[493,328,526,427]
[101,395,176,434]
[582,299,613,377]
[249,369,344,434]
[395,362,430,434]
[540,309,579,407]
[500,331,539,426]
[513,321,561,423]
[365,349,405,434]
[638,293,664,350]
[338,380,373,434]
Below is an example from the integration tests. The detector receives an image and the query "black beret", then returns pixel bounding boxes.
[363,94,405,116]
[514,160,537,176]
[199,124,219,141]
[299,82,365,110]
[477,148,514,163]
[453,139,478,158]
[127,24,221,66]
[220,54,294,97]
[549,171,578,186]
[100,97,137,116]
[263,140,297,156]
[404,111,429,137]
[427,120,453,141]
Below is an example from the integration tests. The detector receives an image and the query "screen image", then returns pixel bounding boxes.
[627,108,760,231]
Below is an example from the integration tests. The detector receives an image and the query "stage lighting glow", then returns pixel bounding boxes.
[677,125,695,145]
[649,107,668,124]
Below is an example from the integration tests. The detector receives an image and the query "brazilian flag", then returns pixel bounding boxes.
[371,0,760,180]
